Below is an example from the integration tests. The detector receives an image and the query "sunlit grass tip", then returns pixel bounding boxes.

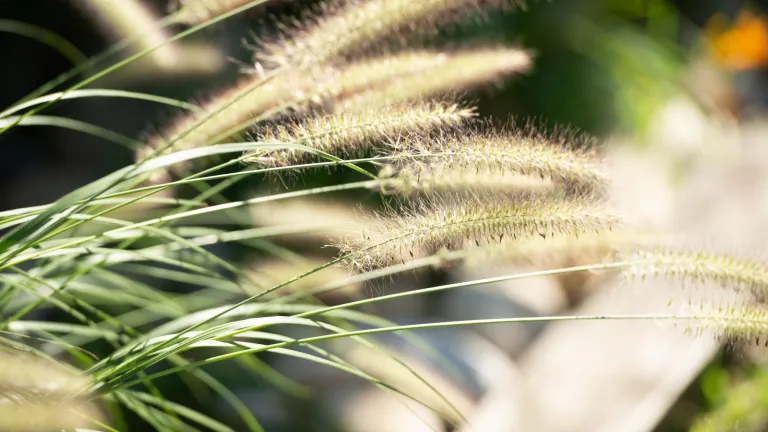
[332,47,533,112]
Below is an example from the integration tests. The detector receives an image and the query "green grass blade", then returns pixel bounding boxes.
[124,390,235,432]
[0,19,87,65]
[0,89,199,118]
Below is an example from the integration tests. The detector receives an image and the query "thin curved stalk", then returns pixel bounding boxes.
[0,19,87,65]
[0,89,199,119]
[0,115,143,149]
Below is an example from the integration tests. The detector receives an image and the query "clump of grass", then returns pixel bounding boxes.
[7,0,768,430]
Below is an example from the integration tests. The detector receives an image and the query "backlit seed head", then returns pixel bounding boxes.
[624,249,768,299]
[385,124,609,192]
[256,0,526,67]
[244,101,475,167]
[337,192,620,271]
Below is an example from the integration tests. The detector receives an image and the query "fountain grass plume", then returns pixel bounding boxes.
[244,101,475,167]
[336,191,620,271]
[385,123,609,191]
[256,0,526,67]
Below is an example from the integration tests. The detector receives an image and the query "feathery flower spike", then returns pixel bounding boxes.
[387,128,608,190]
[337,193,619,271]
[245,101,475,166]
[258,0,525,67]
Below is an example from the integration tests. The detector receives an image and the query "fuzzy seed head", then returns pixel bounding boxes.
[337,193,620,271]
[137,67,329,175]
[332,48,532,111]
[683,302,768,345]
[245,101,474,167]
[140,48,527,172]
[0,403,100,432]
[387,128,609,191]
[0,354,88,397]
[0,353,98,432]
[258,0,524,67]
[376,164,554,196]
[624,250,768,298]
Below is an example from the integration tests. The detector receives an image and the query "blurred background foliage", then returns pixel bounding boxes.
[3,0,768,430]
